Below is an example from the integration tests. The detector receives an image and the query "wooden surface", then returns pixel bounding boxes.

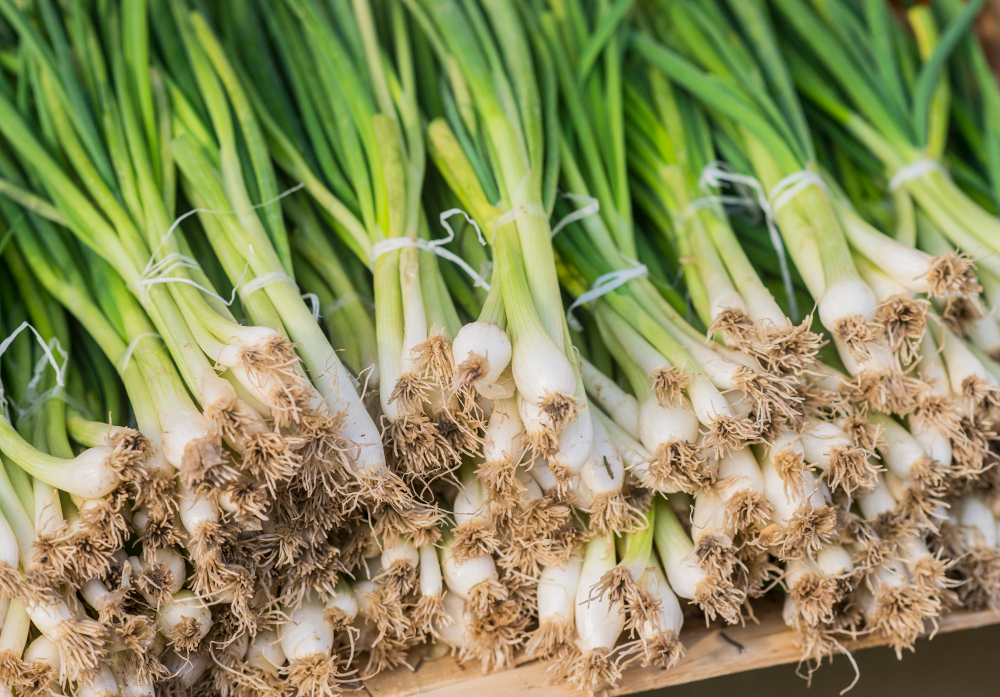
[362,609,1000,697]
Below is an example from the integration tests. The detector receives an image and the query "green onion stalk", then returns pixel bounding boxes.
[623,65,823,378]
[678,474,779,616]
[1,182,188,556]
[545,533,627,696]
[5,152,211,537]
[526,554,582,660]
[0,269,141,688]
[0,456,113,688]
[780,542,860,671]
[427,278,580,576]
[902,327,966,477]
[406,0,596,465]
[767,0,1000,482]
[945,493,1000,616]
[23,238,258,630]
[631,0,920,417]
[756,438,838,560]
[432,188,510,399]
[349,552,412,676]
[586,501,659,625]
[612,513,686,671]
[2,105,260,683]
[219,0,482,490]
[771,0,989,296]
[449,459,500,563]
[495,466,582,580]
[157,1,419,515]
[0,601,57,694]
[919,217,1000,396]
[438,522,534,673]
[622,73,825,441]
[4,233,231,682]
[768,0,997,392]
[588,313,711,497]
[0,0,281,523]
[349,535,421,675]
[945,0,1000,215]
[537,1,796,476]
[427,123,593,514]
[1,250,134,587]
[285,197,379,391]
[851,492,946,658]
[1,147,241,614]
[426,122,570,444]
[13,254,173,630]
[652,494,744,624]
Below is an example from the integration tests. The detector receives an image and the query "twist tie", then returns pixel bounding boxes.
[371,210,491,291]
[889,159,945,192]
[566,256,648,331]
[695,161,822,322]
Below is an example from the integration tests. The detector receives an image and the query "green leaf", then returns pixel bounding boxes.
[911,0,987,147]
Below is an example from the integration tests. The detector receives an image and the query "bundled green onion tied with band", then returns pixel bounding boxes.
[545,0,787,472]
[398,0,634,681]
[761,0,1000,629]
[0,0,994,695]
[0,249,161,688]
[631,0,973,419]
[0,0,407,693]
[413,0,605,489]
[228,0,487,490]
[157,0,412,512]
[625,0,999,676]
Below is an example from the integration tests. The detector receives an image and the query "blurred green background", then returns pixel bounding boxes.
[637,623,1000,697]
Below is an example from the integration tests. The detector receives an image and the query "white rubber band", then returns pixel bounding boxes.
[0,325,67,423]
[493,200,548,233]
[324,292,368,317]
[566,256,648,330]
[479,260,494,282]
[12,386,93,428]
[440,208,487,246]
[768,169,827,214]
[15,335,94,425]
[238,270,317,325]
[118,332,161,374]
[22,337,66,401]
[697,161,804,322]
[550,192,600,238]
[133,252,249,307]
[888,158,945,191]
[371,211,491,291]
[680,194,755,223]
[302,293,321,322]
[133,183,305,305]
[490,192,600,239]
[239,271,297,300]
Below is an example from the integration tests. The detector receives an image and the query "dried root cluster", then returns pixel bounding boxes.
[2,2,1000,697]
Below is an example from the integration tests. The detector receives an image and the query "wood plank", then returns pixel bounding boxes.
[362,609,1000,697]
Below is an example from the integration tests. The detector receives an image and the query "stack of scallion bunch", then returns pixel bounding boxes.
[0,1,996,696]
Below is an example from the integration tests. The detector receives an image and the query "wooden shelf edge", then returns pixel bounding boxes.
[362,608,1000,697]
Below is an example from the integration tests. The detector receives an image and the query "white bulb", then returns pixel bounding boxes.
[279,593,332,661]
[638,397,700,453]
[511,327,577,409]
[818,278,877,334]
[452,321,512,385]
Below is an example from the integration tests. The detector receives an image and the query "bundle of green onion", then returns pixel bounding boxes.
[0,1,996,696]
